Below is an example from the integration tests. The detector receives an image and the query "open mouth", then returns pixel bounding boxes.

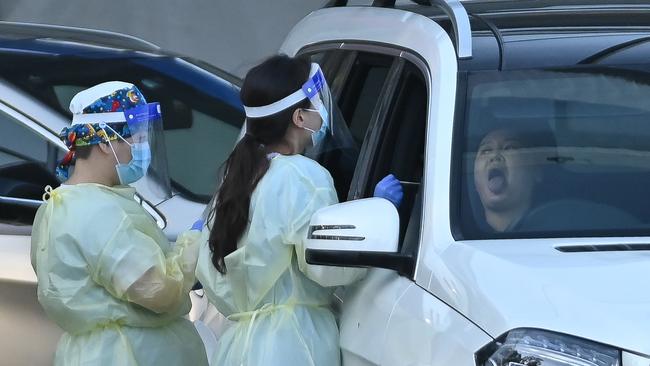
[487,167,507,194]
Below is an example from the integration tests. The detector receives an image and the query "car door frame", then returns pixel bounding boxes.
[0,92,68,284]
[298,43,404,201]
[280,6,470,365]
[280,5,459,292]
[0,101,67,209]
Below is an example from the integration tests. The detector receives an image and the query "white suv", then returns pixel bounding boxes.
[284,1,650,365]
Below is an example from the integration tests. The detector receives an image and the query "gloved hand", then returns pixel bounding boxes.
[373,174,404,208]
[191,219,205,231]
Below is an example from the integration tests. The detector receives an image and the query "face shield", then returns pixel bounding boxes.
[302,63,333,134]
[91,102,171,201]
[123,102,171,201]
[242,62,355,157]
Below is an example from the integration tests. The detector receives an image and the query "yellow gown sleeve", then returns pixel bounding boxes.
[92,216,201,314]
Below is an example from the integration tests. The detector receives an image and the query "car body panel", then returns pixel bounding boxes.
[338,269,491,365]
[428,238,650,356]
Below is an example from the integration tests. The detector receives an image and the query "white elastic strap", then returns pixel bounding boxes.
[105,138,121,165]
[71,111,127,125]
[243,89,305,119]
[243,63,321,119]
[101,124,132,166]
[100,123,132,146]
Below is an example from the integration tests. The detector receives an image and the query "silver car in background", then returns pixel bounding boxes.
[0,21,244,365]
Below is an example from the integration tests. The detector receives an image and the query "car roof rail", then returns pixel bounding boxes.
[0,21,161,52]
[324,0,472,59]
[428,0,472,58]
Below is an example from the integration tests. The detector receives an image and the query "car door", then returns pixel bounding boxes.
[0,105,66,365]
[282,6,491,365]
[302,44,463,366]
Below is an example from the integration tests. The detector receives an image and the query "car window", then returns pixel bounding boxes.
[164,109,240,197]
[52,85,86,112]
[0,110,48,166]
[0,110,61,226]
[456,65,650,239]
[304,50,395,202]
[1,54,244,202]
[364,59,427,260]
[340,53,394,146]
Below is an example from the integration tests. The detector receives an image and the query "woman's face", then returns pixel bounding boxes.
[473,129,540,212]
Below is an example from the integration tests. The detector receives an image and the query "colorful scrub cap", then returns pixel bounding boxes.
[56,81,147,179]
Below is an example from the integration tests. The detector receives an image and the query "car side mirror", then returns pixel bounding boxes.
[305,198,414,276]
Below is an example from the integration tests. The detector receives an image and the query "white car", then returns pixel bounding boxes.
[0,21,243,365]
[281,1,650,365]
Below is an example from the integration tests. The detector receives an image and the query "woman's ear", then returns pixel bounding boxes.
[292,108,305,129]
[97,142,113,155]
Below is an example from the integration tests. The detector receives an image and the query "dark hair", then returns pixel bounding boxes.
[474,118,557,153]
[207,55,311,274]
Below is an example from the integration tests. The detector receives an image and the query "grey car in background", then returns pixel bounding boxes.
[0,21,244,365]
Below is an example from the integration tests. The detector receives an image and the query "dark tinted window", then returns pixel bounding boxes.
[457,66,650,239]
[306,50,394,202]
[339,53,393,146]
[367,60,427,264]
[0,111,60,225]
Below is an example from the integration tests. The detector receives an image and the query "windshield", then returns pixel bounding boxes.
[457,65,650,239]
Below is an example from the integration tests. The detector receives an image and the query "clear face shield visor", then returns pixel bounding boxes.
[93,102,171,201]
[302,63,333,136]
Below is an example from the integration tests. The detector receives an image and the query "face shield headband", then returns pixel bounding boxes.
[71,102,162,135]
[243,63,330,127]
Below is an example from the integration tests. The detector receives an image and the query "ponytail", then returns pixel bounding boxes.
[207,54,311,274]
[208,134,269,273]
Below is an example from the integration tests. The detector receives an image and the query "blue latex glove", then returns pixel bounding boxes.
[191,219,205,231]
[373,174,404,208]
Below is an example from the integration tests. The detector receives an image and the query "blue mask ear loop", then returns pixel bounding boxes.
[99,122,132,165]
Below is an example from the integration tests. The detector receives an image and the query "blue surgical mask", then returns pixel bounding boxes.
[116,142,151,184]
[107,138,151,185]
[102,122,151,185]
[303,108,329,148]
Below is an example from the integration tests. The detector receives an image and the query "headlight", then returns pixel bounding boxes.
[475,329,621,366]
